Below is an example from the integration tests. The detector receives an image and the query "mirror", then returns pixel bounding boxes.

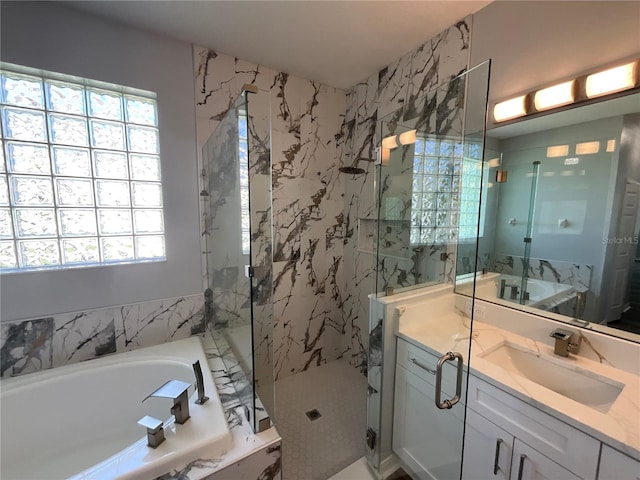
[456,91,640,343]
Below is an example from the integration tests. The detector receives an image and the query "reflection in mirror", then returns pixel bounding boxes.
[456,91,640,344]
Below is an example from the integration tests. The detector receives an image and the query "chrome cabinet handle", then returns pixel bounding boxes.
[517,454,527,480]
[493,438,504,475]
[435,351,464,409]
[409,357,436,375]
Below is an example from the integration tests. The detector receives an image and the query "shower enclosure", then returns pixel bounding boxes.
[367,61,491,478]
[201,87,275,432]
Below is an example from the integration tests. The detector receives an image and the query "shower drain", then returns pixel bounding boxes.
[305,409,322,421]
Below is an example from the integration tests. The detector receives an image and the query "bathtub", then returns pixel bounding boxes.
[0,336,233,480]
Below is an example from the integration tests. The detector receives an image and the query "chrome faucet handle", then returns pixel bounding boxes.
[143,379,192,424]
[192,361,209,405]
[138,415,165,448]
[549,328,581,357]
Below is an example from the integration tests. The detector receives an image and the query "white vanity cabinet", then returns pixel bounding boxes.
[465,375,600,480]
[462,408,514,479]
[597,445,640,480]
[393,339,466,480]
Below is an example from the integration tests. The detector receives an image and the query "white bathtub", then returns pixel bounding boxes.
[470,273,575,308]
[0,337,233,480]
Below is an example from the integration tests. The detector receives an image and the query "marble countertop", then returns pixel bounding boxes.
[395,308,640,461]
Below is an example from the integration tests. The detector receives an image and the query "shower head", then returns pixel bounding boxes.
[338,156,375,175]
[339,166,366,174]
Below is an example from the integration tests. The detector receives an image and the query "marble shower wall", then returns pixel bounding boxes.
[0,294,205,378]
[341,18,472,373]
[194,47,347,380]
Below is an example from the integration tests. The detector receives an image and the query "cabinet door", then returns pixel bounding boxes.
[393,364,465,480]
[462,409,514,480]
[598,445,640,480]
[510,440,581,480]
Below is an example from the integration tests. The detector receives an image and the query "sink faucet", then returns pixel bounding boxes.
[549,328,581,357]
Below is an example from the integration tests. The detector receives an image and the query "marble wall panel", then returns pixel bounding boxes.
[0,294,205,378]
[340,17,472,373]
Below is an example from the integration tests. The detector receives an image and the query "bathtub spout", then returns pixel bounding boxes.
[143,379,191,424]
[193,360,209,405]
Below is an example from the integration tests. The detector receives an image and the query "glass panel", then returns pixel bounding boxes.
[95,180,130,207]
[0,208,13,238]
[0,175,8,205]
[127,125,159,153]
[18,239,60,267]
[55,178,94,206]
[97,209,132,235]
[132,182,162,207]
[58,209,97,236]
[6,142,51,174]
[14,208,57,237]
[88,89,123,121]
[129,154,160,181]
[62,237,99,264]
[1,72,43,108]
[93,150,128,179]
[45,81,85,115]
[48,114,88,146]
[370,62,491,478]
[10,175,54,205]
[100,236,134,261]
[125,96,157,126]
[133,209,163,234]
[89,119,125,150]
[2,107,47,142]
[0,241,17,268]
[136,235,164,258]
[51,146,91,177]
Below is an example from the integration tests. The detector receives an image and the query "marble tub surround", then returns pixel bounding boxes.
[160,330,281,480]
[394,288,640,460]
[0,294,206,379]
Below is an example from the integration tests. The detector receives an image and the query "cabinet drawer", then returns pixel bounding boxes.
[467,375,599,480]
[396,338,462,399]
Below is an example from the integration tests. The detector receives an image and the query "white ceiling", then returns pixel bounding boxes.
[61,0,491,90]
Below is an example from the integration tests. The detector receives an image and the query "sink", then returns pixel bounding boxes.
[479,342,625,412]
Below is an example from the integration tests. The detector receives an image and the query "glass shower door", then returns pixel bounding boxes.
[201,88,274,433]
[372,61,490,479]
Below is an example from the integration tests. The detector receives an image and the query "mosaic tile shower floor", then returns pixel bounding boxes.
[275,359,368,480]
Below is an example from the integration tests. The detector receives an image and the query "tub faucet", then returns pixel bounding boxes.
[143,379,191,424]
[549,328,581,357]
[499,279,520,299]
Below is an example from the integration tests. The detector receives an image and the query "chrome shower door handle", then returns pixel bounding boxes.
[435,351,464,410]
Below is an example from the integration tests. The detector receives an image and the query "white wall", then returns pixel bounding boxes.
[0,2,202,321]
[470,1,640,115]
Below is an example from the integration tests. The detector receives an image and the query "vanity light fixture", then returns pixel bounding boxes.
[381,135,398,149]
[606,139,616,152]
[488,157,501,168]
[381,130,418,150]
[547,145,569,158]
[585,61,638,99]
[493,58,639,123]
[534,80,576,111]
[397,129,417,146]
[493,95,530,122]
[575,141,600,155]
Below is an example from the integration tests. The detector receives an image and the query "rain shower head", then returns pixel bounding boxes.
[338,156,376,175]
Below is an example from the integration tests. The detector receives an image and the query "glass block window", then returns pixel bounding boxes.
[410,136,485,245]
[238,111,250,255]
[0,64,165,271]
